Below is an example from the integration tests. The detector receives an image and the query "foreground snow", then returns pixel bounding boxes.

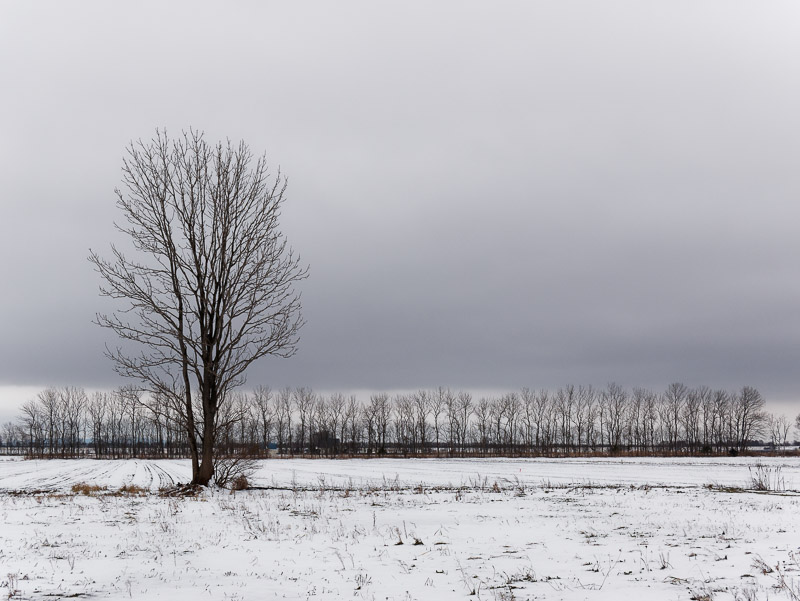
[1,457,799,600]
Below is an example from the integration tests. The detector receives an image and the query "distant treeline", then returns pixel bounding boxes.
[1,384,798,458]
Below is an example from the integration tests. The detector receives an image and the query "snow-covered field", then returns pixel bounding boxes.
[3,455,800,492]
[2,457,800,600]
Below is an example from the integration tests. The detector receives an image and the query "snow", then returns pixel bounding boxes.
[3,455,799,492]
[2,457,800,600]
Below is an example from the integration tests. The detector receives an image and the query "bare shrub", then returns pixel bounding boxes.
[771,552,800,601]
[5,572,20,598]
[751,555,773,575]
[748,463,784,492]
[214,454,258,489]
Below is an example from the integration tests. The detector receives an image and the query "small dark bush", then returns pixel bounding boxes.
[231,475,250,491]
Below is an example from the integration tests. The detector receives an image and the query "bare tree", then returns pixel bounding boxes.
[711,390,731,452]
[344,395,360,454]
[276,388,293,455]
[369,393,391,454]
[19,399,43,457]
[519,388,536,453]
[253,386,274,454]
[635,387,659,454]
[456,391,473,454]
[361,398,376,454]
[682,387,703,453]
[732,386,766,451]
[430,387,447,456]
[445,389,459,455]
[411,390,431,454]
[474,397,492,455]
[576,387,596,452]
[89,130,306,485]
[62,387,88,457]
[1,422,24,454]
[768,414,791,453]
[36,388,60,457]
[533,389,552,453]
[699,386,716,452]
[557,386,576,452]
[87,392,107,457]
[501,394,517,450]
[394,394,415,454]
[327,393,346,456]
[661,383,687,454]
[602,383,627,453]
[292,387,315,455]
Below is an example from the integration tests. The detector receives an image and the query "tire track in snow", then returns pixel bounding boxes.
[149,463,175,489]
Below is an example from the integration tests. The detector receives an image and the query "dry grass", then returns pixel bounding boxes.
[117,483,148,496]
[71,482,106,496]
[71,482,149,496]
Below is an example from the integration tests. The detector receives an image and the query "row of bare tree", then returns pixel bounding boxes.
[4,387,188,458]
[2,383,797,458]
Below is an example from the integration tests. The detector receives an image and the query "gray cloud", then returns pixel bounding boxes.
[1,1,799,415]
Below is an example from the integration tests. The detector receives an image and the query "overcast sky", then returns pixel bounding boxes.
[1,1,799,422]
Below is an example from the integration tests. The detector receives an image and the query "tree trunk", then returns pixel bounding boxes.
[196,437,215,485]
[193,407,216,485]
